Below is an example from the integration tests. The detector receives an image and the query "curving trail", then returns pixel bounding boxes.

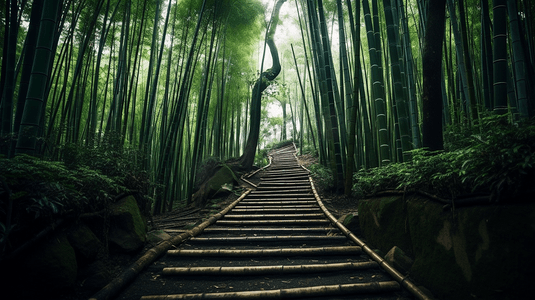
[116,144,422,300]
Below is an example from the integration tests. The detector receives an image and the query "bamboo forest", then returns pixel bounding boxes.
[1,0,535,299]
[1,0,535,210]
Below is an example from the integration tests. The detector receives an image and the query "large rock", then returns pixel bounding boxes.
[67,222,102,265]
[193,165,238,207]
[22,233,77,295]
[108,195,147,252]
[358,194,535,300]
[358,195,413,257]
[384,246,413,275]
[79,260,113,293]
[407,196,535,300]
[338,213,360,235]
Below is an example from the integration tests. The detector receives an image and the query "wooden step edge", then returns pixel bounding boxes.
[162,261,379,276]
[237,201,317,205]
[140,281,400,299]
[230,208,322,213]
[223,213,325,219]
[234,205,318,209]
[215,219,330,225]
[240,198,316,201]
[167,246,361,257]
[188,235,347,242]
[203,227,337,232]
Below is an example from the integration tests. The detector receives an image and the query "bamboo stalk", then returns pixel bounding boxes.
[234,205,318,209]
[230,208,321,213]
[189,235,346,242]
[203,227,335,232]
[255,186,312,190]
[215,219,330,225]
[140,281,400,299]
[258,181,310,185]
[241,197,316,201]
[88,190,251,300]
[260,174,310,179]
[168,246,361,257]
[261,174,310,180]
[248,193,313,198]
[162,261,378,276]
[251,189,312,194]
[237,201,317,205]
[223,213,324,219]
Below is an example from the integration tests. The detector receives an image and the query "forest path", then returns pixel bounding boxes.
[116,144,413,300]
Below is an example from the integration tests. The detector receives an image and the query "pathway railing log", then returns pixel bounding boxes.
[110,144,429,300]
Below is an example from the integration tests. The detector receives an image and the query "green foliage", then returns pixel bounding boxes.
[0,154,125,219]
[61,133,152,195]
[353,115,535,202]
[309,163,334,191]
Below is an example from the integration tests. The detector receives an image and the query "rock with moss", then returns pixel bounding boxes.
[358,196,413,257]
[384,246,413,275]
[338,213,360,235]
[20,233,77,296]
[108,195,147,252]
[407,195,535,299]
[67,222,102,265]
[193,165,238,208]
[78,260,113,293]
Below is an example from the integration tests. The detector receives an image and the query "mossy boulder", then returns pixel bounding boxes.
[108,195,147,252]
[407,196,535,299]
[193,165,238,207]
[358,196,413,257]
[384,246,413,275]
[22,233,77,295]
[358,194,535,299]
[78,260,113,293]
[338,213,360,236]
[67,223,102,265]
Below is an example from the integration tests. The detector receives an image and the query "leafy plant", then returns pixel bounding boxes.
[309,163,334,191]
[353,115,535,202]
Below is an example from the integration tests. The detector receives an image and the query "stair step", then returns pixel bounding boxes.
[223,213,325,219]
[167,246,362,257]
[203,227,336,233]
[162,261,379,276]
[189,235,348,243]
[140,281,401,300]
[216,219,330,226]
[230,208,322,213]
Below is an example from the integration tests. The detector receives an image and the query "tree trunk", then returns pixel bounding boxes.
[239,0,287,171]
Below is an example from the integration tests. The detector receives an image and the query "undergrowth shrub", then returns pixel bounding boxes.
[353,115,535,202]
[0,133,158,254]
[308,163,334,191]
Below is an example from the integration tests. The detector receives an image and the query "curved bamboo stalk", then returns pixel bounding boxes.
[140,281,400,299]
[168,246,361,257]
[307,176,431,300]
[88,189,251,300]
[162,261,378,276]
